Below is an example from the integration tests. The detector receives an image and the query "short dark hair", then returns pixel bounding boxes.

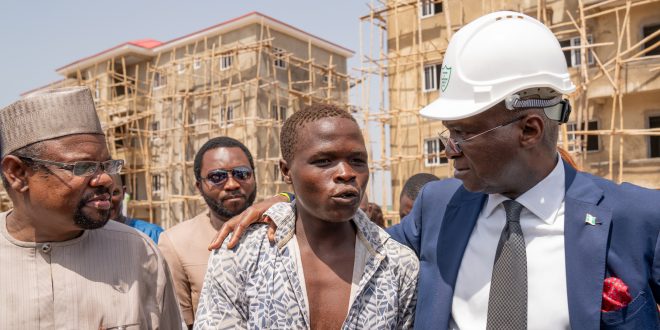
[400,173,440,200]
[280,103,357,162]
[1,142,46,190]
[193,137,254,181]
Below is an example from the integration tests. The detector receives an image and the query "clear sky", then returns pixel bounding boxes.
[0,0,371,107]
[0,0,394,207]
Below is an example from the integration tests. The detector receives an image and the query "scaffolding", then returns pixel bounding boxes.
[359,0,660,224]
[0,20,354,228]
[1,4,658,226]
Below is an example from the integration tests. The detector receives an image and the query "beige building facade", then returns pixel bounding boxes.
[1,12,353,227]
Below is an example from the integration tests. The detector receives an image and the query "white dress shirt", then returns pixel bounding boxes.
[450,158,570,330]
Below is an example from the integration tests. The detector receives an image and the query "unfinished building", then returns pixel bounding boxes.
[0,12,353,227]
[359,0,660,224]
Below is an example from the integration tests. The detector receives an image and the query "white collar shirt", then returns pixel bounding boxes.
[450,157,570,330]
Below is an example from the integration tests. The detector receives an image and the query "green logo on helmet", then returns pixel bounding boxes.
[440,65,452,92]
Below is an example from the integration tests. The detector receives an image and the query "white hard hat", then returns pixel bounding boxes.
[420,11,576,121]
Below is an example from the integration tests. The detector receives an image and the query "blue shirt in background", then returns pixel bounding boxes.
[126,218,164,243]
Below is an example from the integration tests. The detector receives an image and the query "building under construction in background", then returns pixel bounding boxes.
[0,12,354,227]
[1,2,659,227]
[359,0,660,224]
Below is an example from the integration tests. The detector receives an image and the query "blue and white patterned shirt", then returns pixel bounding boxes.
[194,202,419,329]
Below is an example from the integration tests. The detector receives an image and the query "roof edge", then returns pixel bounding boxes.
[55,11,354,75]
[153,12,354,57]
[56,43,154,75]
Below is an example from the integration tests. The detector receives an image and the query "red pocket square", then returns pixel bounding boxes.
[601,277,633,312]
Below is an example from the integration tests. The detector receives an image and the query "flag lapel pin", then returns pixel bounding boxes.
[585,213,597,226]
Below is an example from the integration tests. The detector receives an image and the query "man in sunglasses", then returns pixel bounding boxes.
[159,136,257,328]
[0,87,182,328]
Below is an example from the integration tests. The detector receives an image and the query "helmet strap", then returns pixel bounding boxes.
[544,99,571,124]
[505,94,571,124]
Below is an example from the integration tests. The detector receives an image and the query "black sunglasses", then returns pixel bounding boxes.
[201,166,253,186]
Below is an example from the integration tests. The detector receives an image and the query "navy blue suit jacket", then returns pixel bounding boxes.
[388,161,660,329]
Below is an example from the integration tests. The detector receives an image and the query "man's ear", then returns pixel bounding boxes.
[520,113,545,149]
[1,155,30,193]
[279,159,292,184]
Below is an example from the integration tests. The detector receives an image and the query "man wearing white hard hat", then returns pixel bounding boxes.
[388,11,660,330]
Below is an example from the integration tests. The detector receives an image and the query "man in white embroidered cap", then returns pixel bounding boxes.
[0,87,182,329]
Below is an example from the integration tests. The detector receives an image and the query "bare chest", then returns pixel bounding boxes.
[300,249,354,329]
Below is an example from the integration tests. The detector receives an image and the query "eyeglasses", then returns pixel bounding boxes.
[19,157,124,177]
[438,116,524,154]
[201,166,253,187]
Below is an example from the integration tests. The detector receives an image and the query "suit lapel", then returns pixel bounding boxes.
[563,164,612,329]
[437,188,487,289]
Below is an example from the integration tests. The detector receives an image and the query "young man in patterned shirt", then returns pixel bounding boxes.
[195,104,419,329]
